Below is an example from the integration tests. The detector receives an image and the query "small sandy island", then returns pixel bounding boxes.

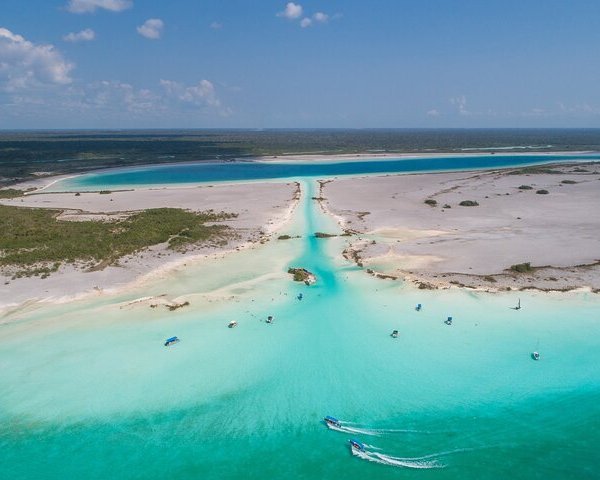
[320,162,600,292]
[0,181,299,310]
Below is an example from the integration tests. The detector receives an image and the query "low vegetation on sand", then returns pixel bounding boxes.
[0,205,236,277]
[459,200,479,207]
[536,189,549,195]
[510,262,534,273]
[314,232,337,238]
[0,188,31,198]
[424,199,437,206]
[287,267,316,284]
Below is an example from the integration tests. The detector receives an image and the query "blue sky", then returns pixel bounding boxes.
[1,0,600,128]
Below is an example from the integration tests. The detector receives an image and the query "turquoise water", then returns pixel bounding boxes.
[1,180,600,478]
[53,153,599,190]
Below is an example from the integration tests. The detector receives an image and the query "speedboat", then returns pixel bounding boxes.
[416,303,422,311]
[266,315,274,324]
[164,336,179,347]
[297,293,303,300]
[391,330,399,338]
[228,321,238,328]
[444,316,453,325]
[349,439,365,453]
[324,416,341,428]
[531,351,540,361]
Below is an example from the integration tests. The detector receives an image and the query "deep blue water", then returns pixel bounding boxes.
[64,154,599,189]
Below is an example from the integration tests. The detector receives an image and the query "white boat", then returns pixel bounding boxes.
[228,321,238,328]
[531,351,540,360]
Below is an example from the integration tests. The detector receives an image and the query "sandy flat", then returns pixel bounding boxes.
[0,181,298,310]
[321,162,600,291]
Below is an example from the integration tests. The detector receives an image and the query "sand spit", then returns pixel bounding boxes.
[321,162,600,292]
[0,181,300,312]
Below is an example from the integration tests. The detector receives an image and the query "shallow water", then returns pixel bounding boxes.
[1,180,599,479]
[54,153,600,190]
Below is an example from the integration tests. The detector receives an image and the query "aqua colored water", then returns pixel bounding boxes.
[54,153,600,190]
[1,179,599,479]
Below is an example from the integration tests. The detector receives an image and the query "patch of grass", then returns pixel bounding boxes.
[459,200,479,206]
[0,188,29,198]
[0,205,235,276]
[510,262,533,273]
[424,199,437,206]
[536,189,549,194]
[508,167,560,175]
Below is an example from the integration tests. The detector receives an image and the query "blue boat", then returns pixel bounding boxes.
[445,316,453,325]
[297,293,303,300]
[164,336,179,347]
[349,439,365,452]
[324,415,341,428]
[416,303,422,311]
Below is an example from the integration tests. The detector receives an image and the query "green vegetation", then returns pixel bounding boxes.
[561,179,577,184]
[0,205,235,276]
[459,200,479,206]
[424,199,437,206]
[536,189,549,194]
[314,232,336,238]
[278,234,292,240]
[518,185,533,190]
[98,190,112,194]
[508,167,560,175]
[287,267,315,284]
[510,262,533,273]
[0,188,31,198]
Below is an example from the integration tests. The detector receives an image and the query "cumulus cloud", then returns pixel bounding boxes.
[137,18,164,39]
[0,27,73,90]
[450,95,469,115]
[63,28,95,42]
[66,0,132,14]
[426,109,440,117]
[210,22,223,30]
[300,18,312,28]
[277,2,303,20]
[313,12,329,23]
[160,79,221,108]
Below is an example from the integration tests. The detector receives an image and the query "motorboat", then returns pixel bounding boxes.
[349,439,366,452]
[444,316,453,325]
[266,315,274,324]
[297,293,303,300]
[164,336,179,347]
[324,416,341,428]
[531,351,540,361]
[391,330,399,338]
[416,303,422,311]
[228,321,238,328]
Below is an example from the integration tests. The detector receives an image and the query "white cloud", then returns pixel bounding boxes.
[277,2,303,20]
[450,95,469,115]
[160,79,221,108]
[426,109,440,117]
[210,22,223,30]
[137,19,164,40]
[66,0,132,14]
[0,27,73,90]
[300,18,312,28]
[313,12,329,23]
[63,28,95,42]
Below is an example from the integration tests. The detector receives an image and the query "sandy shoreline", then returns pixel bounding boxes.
[0,181,300,313]
[320,161,600,292]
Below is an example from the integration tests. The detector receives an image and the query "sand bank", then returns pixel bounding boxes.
[0,181,299,311]
[321,162,600,291]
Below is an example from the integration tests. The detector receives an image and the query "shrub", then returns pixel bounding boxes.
[443,204,451,209]
[278,234,292,240]
[99,190,112,194]
[459,200,479,207]
[536,189,549,195]
[511,262,533,273]
[424,199,437,206]
[518,185,533,190]
[561,180,577,184]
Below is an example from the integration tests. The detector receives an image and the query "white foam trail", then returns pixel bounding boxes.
[331,421,430,435]
[327,423,381,436]
[352,449,444,469]
[363,443,382,450]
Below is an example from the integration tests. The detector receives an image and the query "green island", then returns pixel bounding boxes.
[0,205,236,278]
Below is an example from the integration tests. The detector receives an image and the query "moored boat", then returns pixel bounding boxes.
[391,330,399,338]
[164,336,179,347]
[324,416,341,428]
[444,316,453,325]
[531,351,540,360]
[416,303,422,311]
[266,315,274,324]
[228,321,238,328]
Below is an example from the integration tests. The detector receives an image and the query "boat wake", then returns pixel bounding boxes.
[327,421,430,436]
[352,447,445,469]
